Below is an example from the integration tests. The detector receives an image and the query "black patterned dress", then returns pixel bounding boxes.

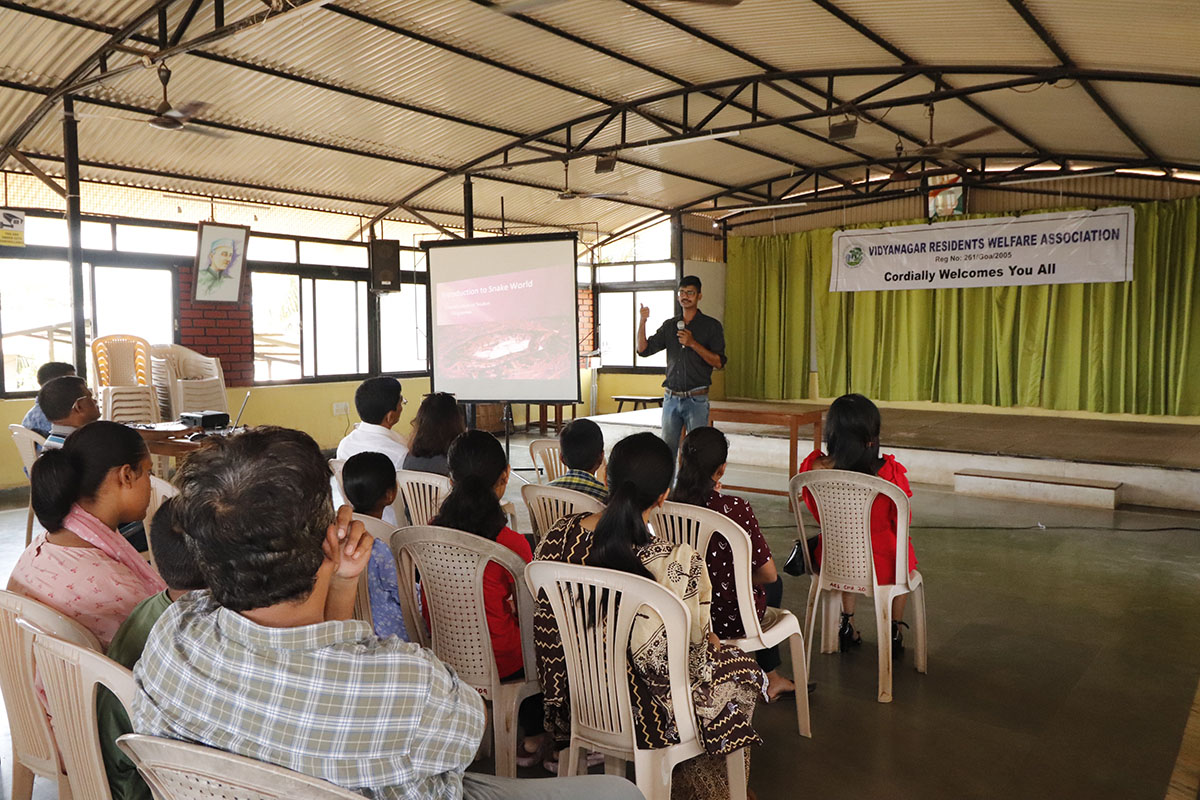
[532,513,765,798]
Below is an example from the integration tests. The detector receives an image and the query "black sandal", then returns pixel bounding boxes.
[838,612,862,651]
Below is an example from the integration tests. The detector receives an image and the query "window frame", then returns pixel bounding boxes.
[0,210,433,397]
[592,258,681,375]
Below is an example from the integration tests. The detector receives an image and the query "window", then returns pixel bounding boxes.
[88,266,174,344]
[0,259,73,392]
[251,273,300,382]
[249,272,370,381]
[379,283,428,373]
[116,224,197,256]
[592,219,678,370]
[299,241,367,269]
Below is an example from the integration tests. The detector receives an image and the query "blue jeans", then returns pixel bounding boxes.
[661,393,710,460]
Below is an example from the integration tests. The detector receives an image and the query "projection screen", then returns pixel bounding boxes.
[425,233,581,403]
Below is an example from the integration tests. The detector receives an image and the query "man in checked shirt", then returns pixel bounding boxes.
[132,426,639,800]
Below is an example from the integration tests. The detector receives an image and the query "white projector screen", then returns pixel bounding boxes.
[425,233,581,403]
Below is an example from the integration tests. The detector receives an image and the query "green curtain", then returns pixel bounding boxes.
[724,196,1200,415]
[724,234,813,399]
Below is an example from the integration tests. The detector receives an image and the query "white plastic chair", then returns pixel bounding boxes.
[647,501,811,736]
[350,513,402,630]
[791,470,928,703]
[0,589,102,800]
[395,469,451,527]
[526,561,748,800]
[116,734,365,800]
[521,484,604,544]
[91,334,151,387]
[529,439,567,484]
[150,344,228,421]
[31,632,137,800]
[8,424,45,546]
[389,526,538,778]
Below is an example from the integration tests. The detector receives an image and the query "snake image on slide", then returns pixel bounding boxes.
[438,317,574,380]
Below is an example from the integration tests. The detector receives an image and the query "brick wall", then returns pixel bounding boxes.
[177,263,254,387]
[577,287,594,367]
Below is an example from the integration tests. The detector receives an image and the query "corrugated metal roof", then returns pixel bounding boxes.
[1,0,1198,235]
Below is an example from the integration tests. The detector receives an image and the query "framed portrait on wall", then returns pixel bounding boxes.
[193,222,250,303]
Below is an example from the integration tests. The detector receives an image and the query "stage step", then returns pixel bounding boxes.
[954,469,1123,509]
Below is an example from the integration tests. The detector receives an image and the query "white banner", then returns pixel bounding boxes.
[0,210,24,248]
[830,207,1134,292]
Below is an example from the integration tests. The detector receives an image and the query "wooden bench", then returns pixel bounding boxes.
[613,394,664,413]
[954,469,1123,509]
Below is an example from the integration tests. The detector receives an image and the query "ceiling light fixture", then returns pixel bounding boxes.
[716,200,809,219]
[828,116,858,142]
[594,154,618,174]
[639,130,741,150]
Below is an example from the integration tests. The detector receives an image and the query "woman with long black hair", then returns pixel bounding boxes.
[533,432,764,798]
[9,421,166,647]
[797,393,917,655]
[672,425,795,701]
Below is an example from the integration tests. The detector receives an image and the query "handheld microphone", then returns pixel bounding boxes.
[676,320,686,331]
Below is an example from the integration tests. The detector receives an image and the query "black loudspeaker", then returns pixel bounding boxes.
[369,239,401,292]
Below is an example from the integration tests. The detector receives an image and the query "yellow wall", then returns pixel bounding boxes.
[0,398,34,490]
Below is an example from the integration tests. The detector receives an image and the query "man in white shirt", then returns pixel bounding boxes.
[333,377,408,510]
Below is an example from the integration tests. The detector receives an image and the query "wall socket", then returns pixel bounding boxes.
[332,402,349,417]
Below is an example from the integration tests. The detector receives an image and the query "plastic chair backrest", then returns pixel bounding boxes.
[395,469,451,527]
[32,632,136,800]
[521,484,604,542]
[390,526,534,699]
[328,459,346,500]
[9,424,44,474]
[525,561,699,754]
[0,590,102,781]
[100,385,160,424]
[151,345,228,419]
[116,734,365,800]
[648,500,721,555]
[351,513,401,628]
[147,475,178,523]
[92,334,151,387]
[790,469,913,591]
[529,439,567,484]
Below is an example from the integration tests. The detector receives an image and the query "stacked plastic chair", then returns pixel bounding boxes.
[150,344,228,421]
[92,335,159,426]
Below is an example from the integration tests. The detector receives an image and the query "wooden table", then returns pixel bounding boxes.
[706,401,826,496]
[524,402,577,435]
[613,394,664,413]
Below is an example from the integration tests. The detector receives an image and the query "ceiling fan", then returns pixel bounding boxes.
[887,102,998,181]
[496,0,740,14]
[71,62,227,138]
[909,102,998,160]
[555,161,629,200]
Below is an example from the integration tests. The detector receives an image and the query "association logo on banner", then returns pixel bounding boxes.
[0,210,24,248]
[830,207,1134,293]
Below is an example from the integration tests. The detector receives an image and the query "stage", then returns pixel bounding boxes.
[588,402,1200,511]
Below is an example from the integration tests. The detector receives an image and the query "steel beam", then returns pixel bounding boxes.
[1005,0,1159,160]
[62,96,87,379]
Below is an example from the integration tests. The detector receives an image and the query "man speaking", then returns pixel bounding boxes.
[637,275,726,459]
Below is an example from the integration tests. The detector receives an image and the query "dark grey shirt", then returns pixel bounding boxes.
[402,452,450,477]
[639,309,726,392]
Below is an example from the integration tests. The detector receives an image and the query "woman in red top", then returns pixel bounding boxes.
[430,429,542,758]
[671,426,796,702]
[798,394,917,655]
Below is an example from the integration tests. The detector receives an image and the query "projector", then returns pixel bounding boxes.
[180,410,230,429]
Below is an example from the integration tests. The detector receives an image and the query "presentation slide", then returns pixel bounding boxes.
[426,235,580,403]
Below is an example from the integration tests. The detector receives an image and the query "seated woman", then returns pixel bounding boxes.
[429,429,544,764]
[798,393,917,655]
[403,392,465,477]
[341,451,409,641]
[9,421,166,648]
[671,426,796,701]
[534,432,765,799]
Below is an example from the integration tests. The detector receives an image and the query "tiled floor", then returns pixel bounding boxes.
[3,434,1199,799]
